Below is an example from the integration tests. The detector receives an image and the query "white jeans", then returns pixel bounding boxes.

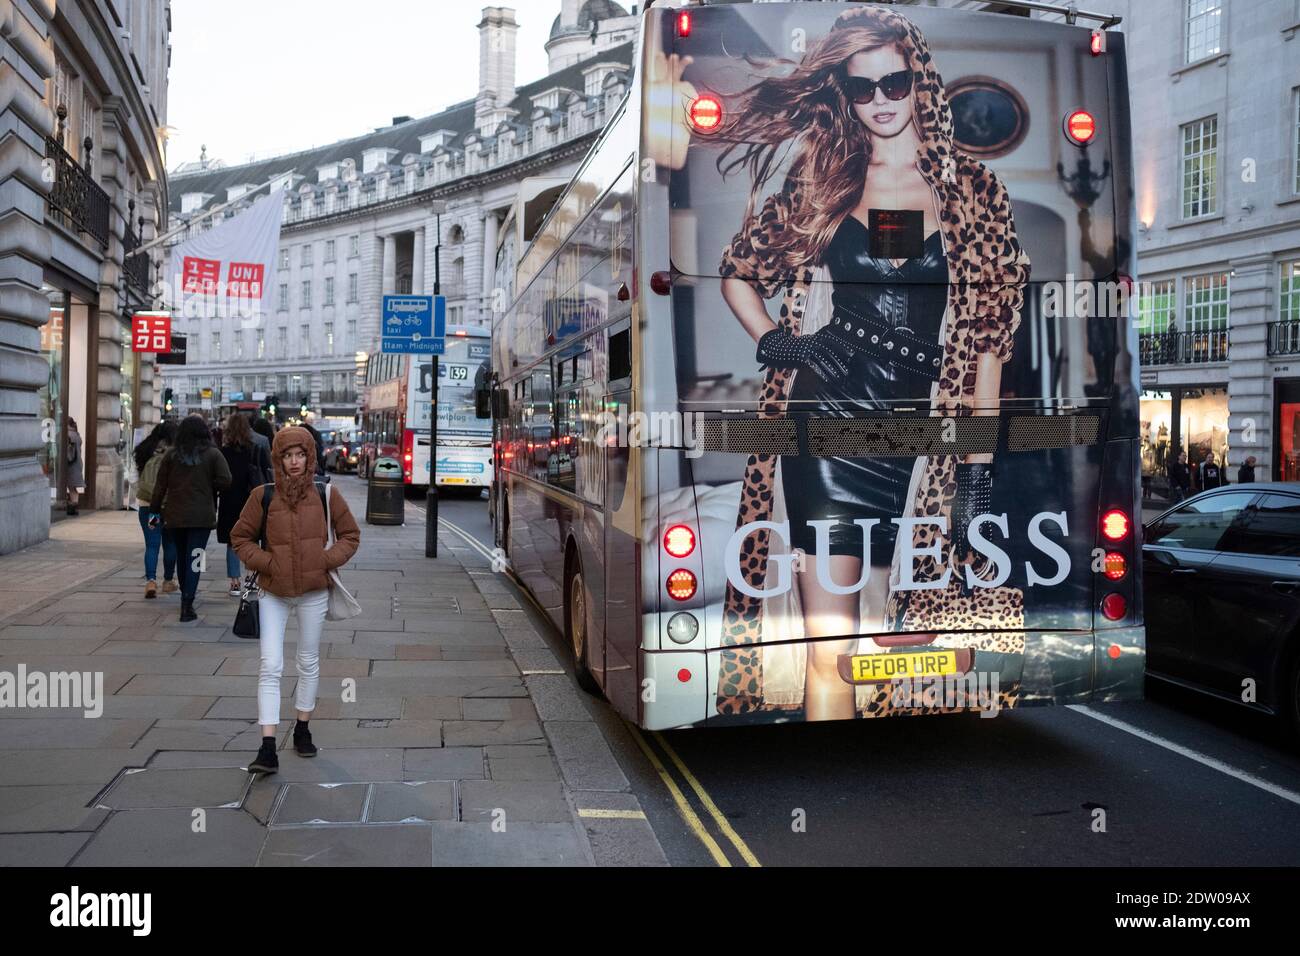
[257,589,328,726]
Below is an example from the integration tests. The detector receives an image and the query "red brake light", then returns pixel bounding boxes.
[1101,592,1127,621]
[1065,110,1096,145]
[677,668,692,683]
[664,524,696,558]
[677,11,691,37]
[1090,30,1106,55]
[666,569,697,602]
[1101,509,1130,541]
[1103,552,1127,580]
[688,95,723,134]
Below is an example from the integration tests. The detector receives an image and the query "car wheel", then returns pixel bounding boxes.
[566,560,602,696]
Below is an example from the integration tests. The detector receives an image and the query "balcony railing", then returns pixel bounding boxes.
[1267,321,1300,356]
[45,135,110,248]
[1138,329,1229,366]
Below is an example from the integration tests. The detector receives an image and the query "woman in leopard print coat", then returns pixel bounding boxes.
[714,6,1031,720]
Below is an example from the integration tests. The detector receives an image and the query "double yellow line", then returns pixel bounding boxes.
[438,511,760,866]
[625,723,761,867]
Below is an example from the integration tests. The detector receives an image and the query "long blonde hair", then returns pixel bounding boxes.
[715,17,915,272]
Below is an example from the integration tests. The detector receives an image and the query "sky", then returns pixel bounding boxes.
[166,0,559,171]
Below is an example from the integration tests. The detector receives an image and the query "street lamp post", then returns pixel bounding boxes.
[426,200,447,558]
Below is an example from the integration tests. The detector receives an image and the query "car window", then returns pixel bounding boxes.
[1222,494,1300,558]
[1145,492,1257,551]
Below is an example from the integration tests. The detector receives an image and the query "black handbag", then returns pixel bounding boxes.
[233,485,274,639]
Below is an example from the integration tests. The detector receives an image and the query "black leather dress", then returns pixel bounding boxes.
[784,216,949,559]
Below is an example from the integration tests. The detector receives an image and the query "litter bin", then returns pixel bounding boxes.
[366,457,405,526]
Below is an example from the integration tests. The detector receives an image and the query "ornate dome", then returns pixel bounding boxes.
[549,0,630,40]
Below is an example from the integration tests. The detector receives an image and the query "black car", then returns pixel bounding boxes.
[1143,483,1300,736]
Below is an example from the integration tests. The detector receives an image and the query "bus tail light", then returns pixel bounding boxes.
[402,430,414,483]
[677,10,691,38]
[664,524,696,558]
[1101,509,1130,541]
[666,569,697,602]
[1101,592,1127,621]
[688,95,723,134]
[1090,29,1106,55]
[1064,109,1096,146]
[1103,552,1127,581]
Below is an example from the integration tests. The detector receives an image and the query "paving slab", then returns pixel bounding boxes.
[428,822,588,866]
[259,824,433,866]
[459,780,574,824]
[0,748,145,786]
[369,781,457,823]
[402,747,485,780]
[99,767,251,809]
[0,832,92,867]
[272,782,368,825]
[0,784,110,832]
[73,809,267,866]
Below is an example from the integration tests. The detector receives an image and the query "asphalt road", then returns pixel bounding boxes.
[380,476,1300,867]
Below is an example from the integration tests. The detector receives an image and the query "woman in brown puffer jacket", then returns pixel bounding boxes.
[231,425,360,774]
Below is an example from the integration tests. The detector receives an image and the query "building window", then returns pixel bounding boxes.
[1185,272,1229,332]
[277,283,288,311]
[211,331,221,360]
[234,332,244,359]
[277,327,288,357]
[1181,117,1218,219]
[257,330,265,359]
[301,244,312,266]
[280,249,289,269]
[349,234,359,257]
[301,325,311,356]
[448,304,464,326]
[1184,1,1222,64]
[1293,89,1300,195]
[347,273,358,303]
[300,280,311,308]
[1282,261,1300,324]
[324,321,334,352]
[324,276,335,306]
[346,319,357,345]
[324,239,335,263]
[1138,279,1176,334]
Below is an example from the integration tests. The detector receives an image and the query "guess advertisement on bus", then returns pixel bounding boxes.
[649,3,1141,723]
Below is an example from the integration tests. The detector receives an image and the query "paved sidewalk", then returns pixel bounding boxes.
[0,479,664,866]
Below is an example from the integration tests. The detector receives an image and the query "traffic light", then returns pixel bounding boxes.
[263,393,278,419]
[162,387,173,413]
[299,394,309,418]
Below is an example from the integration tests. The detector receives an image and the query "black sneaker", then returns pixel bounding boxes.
[247,743,278,775]
[293,727,318,758]
[178,598,197,623]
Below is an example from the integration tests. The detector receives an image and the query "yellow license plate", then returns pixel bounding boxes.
[847,649,960,683]
[441,477,468,484]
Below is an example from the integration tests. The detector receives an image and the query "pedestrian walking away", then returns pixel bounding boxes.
[217,413,261,596]
[250,416,275,482]
[149,414,232,622]
[1237,455,1257,484]
[231,425,360,774]
[64,418,84,515]
[134,421,179,598]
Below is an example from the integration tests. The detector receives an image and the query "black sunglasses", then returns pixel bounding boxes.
[841,69,913,104]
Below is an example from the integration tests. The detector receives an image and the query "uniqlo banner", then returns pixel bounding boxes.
[131,312,171,353]
[165,188,284,320]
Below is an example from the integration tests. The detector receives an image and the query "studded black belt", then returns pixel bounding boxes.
[824,305,944,380]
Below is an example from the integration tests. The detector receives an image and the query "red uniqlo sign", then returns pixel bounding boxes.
[226,262,264,298]
[181,256,221,294]
[132,313,172,353]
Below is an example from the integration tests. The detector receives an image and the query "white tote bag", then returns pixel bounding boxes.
[322,484,363,621]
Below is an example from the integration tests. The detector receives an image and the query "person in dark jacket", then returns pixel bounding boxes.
[248,414,274,482]
[1237,455,1257,484]
[1167,450,1191,504]
[218,413,261,597]
[134,421,179,598]
[150,414,232,622]
[1199,454,1223,491]
[301,422,328,479]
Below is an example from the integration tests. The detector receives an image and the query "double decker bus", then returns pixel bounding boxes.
[359,326,491,487]
[488,1,1143,730]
